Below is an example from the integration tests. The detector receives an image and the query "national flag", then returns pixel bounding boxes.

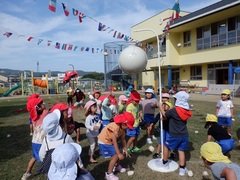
[117,32,121,39]
[37,39,43,45]
[85,47,90,51]
[96,48,99,53]
[47,40,52,46]
[62,3,69,16]
[171,12,174,23]
[124,35,129,41]
[62,44,67,50]
[79,12,85,23]
[55,42,60,49]
[49,0,57,12]
[164,21,170,33]
[74,46,78,51]
[92,48,94,53]
[172,0,180,19]
[113,31,117,38]
[81,47,85,51]
[98,22,106,31]
[72,8,78,16]
[3,32,12,38]
[68,44,73,50]
[27,37,33,41]
[114,50,116,54]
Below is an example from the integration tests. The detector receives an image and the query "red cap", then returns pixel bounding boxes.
[50,103,69,112]
[130,91,141,101]
[26,98,43,121]
[98,95,107,102]
[108,95,117,105]
[114,112,134,130]
[27,93,40,101]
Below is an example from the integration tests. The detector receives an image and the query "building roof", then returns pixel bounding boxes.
[171,0,240,29]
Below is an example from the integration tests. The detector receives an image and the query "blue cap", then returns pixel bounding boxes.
[128,85,133,89]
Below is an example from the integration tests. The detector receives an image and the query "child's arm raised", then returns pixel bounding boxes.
[111,132,124,160]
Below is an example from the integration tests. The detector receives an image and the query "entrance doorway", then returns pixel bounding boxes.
[216,69,228,84]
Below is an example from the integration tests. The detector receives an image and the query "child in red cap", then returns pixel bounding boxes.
[126,91,143,154]
[22,97,48,180]
[98,112,134,180]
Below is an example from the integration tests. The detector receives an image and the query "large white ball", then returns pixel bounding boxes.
[118,45,148,74]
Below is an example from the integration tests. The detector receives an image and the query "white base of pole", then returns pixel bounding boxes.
[147,159,178,173]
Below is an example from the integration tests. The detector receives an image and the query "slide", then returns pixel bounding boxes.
[2,84,22,97]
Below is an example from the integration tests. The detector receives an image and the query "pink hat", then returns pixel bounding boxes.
[162,93,170,98]
[118,95,128,106]
[84,100,96,110]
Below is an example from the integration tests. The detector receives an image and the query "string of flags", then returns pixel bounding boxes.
[2,30,128,55]
[48,0,134,42]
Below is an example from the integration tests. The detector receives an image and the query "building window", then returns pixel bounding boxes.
[190,66,202,80]
[183,31,191,47]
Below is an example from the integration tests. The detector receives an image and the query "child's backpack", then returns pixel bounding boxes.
[37,133,67,174]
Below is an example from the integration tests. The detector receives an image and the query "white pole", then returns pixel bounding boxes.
[134,28,163,158]
[233,73,235,99]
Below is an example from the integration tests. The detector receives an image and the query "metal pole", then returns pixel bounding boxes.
[134,28,163,158]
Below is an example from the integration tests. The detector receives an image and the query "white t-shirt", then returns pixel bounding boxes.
[85,114,100,138]
[216,100,234,117]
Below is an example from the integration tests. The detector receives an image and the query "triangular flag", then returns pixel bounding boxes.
[28,37,33,41]
[62,3,69,16]
[72,8,78,16]
[3,32,12,38]
[98,22,106,31]
[79,12,85,23]
[37,39,43,45]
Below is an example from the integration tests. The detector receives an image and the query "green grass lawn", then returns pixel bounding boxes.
[0,94,240,180]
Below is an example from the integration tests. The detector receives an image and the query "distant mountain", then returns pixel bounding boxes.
[0,68,95,77]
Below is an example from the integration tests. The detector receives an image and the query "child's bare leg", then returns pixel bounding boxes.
[163,145,169,161]
[126,137,135,149]
[26,158,36,173]
[147,124,152,138]
[75,128,80,143]
[178,150,185,166]
[107,154,118,173]
[132,137,138,147]
[227,126,231,135]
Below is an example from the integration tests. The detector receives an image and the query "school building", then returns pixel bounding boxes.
[131,0,240,94]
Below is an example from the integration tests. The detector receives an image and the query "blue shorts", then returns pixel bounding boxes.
[218,117,232,127]
[144,114,155,125]
[217,138,235,154]
[158,130,169,145]
[29,118,33,125]
[32,143,41,162]
[164,135,188,151]
[98,144,116,158]
[126,126,140,137]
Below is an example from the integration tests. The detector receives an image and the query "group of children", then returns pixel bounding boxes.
[22,87,239,180]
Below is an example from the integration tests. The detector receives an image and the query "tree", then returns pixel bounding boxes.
[81,72,104,80]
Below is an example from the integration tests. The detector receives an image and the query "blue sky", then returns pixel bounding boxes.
[0,0,220,73]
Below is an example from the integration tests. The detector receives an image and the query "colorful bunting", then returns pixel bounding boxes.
[62,3,69,17]
[49,0,57,12]
[79,12,85,23]
[47,40,52,46]
[68,44,73,50]
[62,43,67,50]
[98,22,106,31]
[172,0,180,19]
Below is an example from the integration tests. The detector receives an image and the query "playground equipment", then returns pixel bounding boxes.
[2,84,22,97]
[33,78,47,88]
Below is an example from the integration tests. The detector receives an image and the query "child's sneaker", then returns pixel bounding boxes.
[146,138,153,144]
[152,153,160,159]
[105,172,119,180]
[131,147,142,153]
[21,172,31,180]
[179,167,188,176]
[155,160,170,169]
[127,148,132,155]
[152,135,157,140]
[114,164,126,173]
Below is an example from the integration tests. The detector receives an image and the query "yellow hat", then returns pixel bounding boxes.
[206,114,217,122]
[163,101,173,109]
[200,142,231,164]
[221,89,231,95]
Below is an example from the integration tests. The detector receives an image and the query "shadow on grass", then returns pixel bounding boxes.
[0,124,31,162]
